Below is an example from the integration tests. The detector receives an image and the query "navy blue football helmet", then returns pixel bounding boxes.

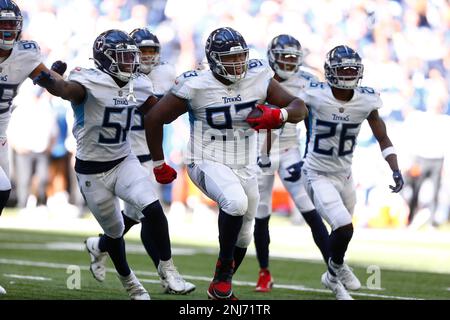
[0,0,22,50]
[130,28,160,74]
[93,29,140,82]
[205,27,249,83]
[267,34,303,80]
[324,45,363,89]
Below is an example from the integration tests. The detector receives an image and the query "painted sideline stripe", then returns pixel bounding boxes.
[3,273,52,281]
[0,258,422,300]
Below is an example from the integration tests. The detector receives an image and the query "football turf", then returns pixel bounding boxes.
[0,228,449,300]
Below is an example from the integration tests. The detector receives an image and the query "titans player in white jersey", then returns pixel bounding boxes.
[144,27,308,300]
[299,45,404,300]
[33,29,189,300]
[253,34,331,293]
[0,0,65,296]
[84,28,195,295]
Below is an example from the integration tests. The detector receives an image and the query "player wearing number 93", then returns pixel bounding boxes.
[299,45,404,300]
[144,27,308,300]
[32,29,189,300]
[0,0,63,295]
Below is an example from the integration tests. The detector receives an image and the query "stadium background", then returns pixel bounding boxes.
[0,0,449,300]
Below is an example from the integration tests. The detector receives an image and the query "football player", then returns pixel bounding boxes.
[0,0,62,295]
[144,27,308,300]
[253,34,331,293]
[33,29,189,300]
[299,45,404,300]
[84,27,195,295]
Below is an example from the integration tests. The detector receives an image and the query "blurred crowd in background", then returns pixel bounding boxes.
[5,0,450,230]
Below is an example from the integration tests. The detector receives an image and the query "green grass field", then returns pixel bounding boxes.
[1,227,449,300]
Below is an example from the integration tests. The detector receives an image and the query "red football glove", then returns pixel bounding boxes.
[246,104,283,131]
[153,162,177,184]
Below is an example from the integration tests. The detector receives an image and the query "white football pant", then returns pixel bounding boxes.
[187,160,259,248]
[76,154,159,238]
[301,167,356,231]
[122,160,159,222]
[256,147,315,219]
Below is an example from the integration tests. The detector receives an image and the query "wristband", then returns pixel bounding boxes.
[382,146,396,159]
[280,108,288,122]
[153,159,165,167]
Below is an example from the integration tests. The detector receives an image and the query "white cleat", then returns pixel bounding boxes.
[328,259,361,291]
[118,271,150,300]
[85,236,108,282]
[321,272,353,300]
[180,281,196,295]
[158,258,188,294]
[0,285,6,295]
[339,264,361,290]
[162,279,196,295]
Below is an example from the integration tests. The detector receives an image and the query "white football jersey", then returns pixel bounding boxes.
[172,59,274,168]
[0,40,42,137]
[68,68,153,162]
[129,63,176,158]
[258,70,318,153]
[298,82,382,173]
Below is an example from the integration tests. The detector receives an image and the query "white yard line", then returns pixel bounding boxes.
[0,258,422,300]
[0,242,202,256]
[3,274,52,281]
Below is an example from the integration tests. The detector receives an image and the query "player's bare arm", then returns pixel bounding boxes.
[144,92,188,162]
[137,95,159,116]
[31,63,86,105]
[367,109,404,192]
[266,78,308,123]
[367,109,399,171]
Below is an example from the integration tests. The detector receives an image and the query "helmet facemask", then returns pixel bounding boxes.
[138,44,160,74]
[101,45,141,82]
[0,11,22,50]
[210,47,249,83]
[325,61,363,89]
[270,48,302,80]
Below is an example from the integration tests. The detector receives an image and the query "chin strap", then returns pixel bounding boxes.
[126,78,136,102]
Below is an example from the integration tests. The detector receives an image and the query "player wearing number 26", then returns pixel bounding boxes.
[299,45,404,300]
[33,29,190,300]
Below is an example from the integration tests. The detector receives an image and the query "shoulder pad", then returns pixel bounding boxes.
[179,70,199,79]
[171,70,200,99]
[248,59,266,70]
[17,40,40,52]
[357,86,382,109]
[356,86,379,95]
[151,63,176,78]
[67,67,100,84]
[298,70,319,82]
[307,81,327,90]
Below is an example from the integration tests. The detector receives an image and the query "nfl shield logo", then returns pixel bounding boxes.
[118,91,123,97]
[85,181,91,187]
[339,107,345,113]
